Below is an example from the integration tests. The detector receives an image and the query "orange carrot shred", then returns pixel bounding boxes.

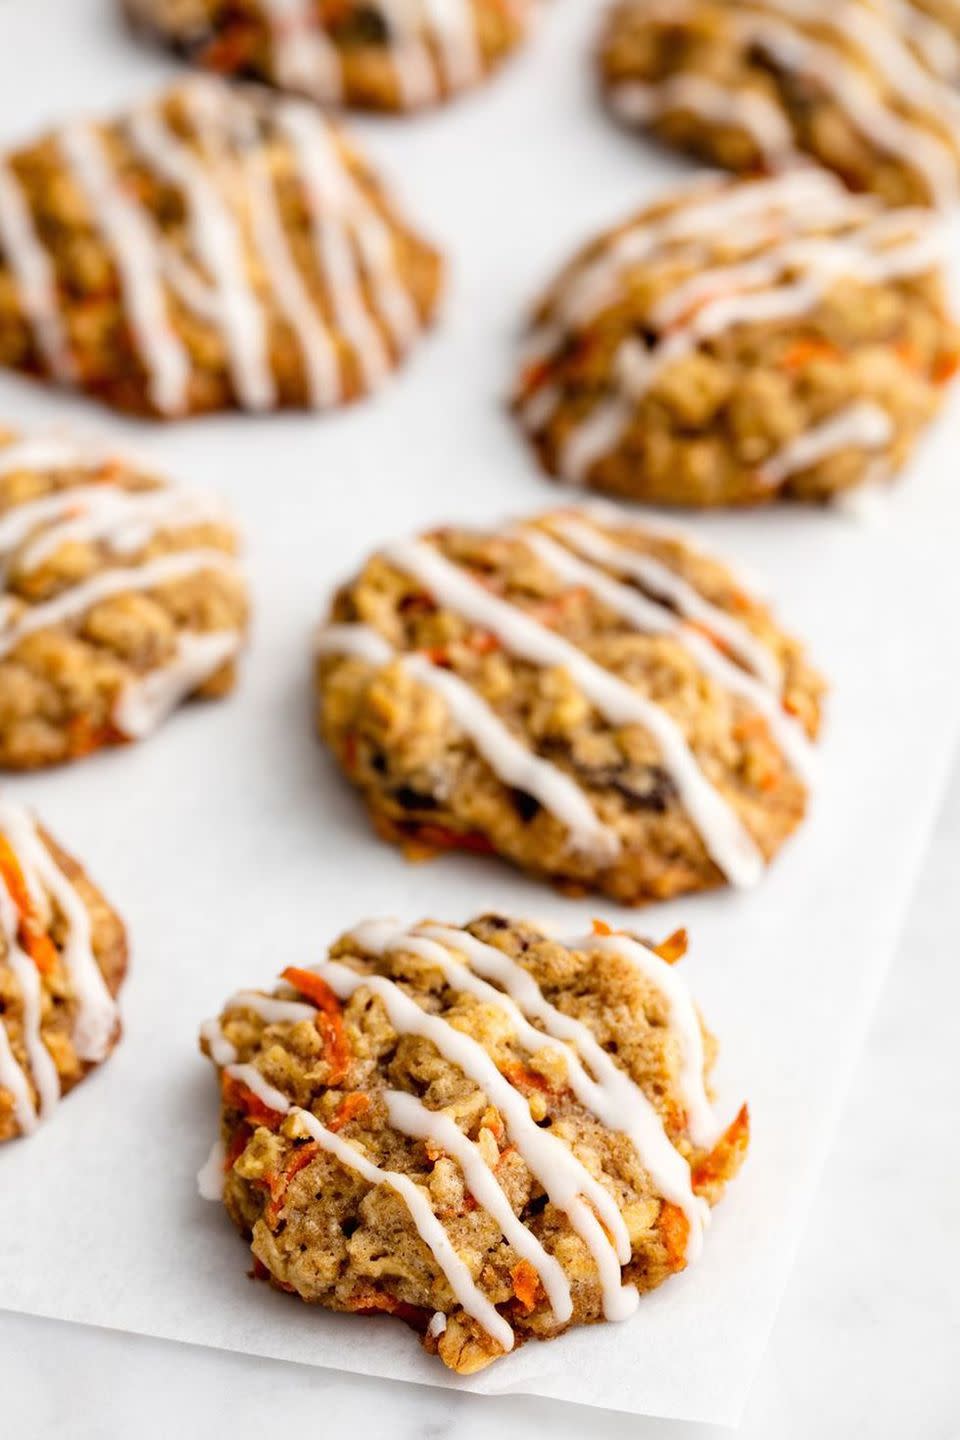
[654,928,688,965]
[264,1142,320,1227]
[592,917,613,936]
[691,1103,751,1192]
[221,1072,285,1128]
[511,1259,541,1314]
[223,1123,252,1173]
[281,966,351,1085]
[500,1061,553,1095]
[329,1093,370,1132]
[658,1201,691,1274]
[0,835,58,974]
[779,337,840,372]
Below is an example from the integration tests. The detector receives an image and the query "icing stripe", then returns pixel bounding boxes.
[0,879,60,1124]
[385,1089,573,1323]
[58,123,190,415]
[112,628,241,739]
[200,1018,238,1067]
[225,991,318,1025]
[0,547,240,659]
[517,526,815,781]
[0,800,118,1064]
[381,538,765,887]
[319,955,640,1321]
[757,401,894,487]
[611,75,797,167]
[259,0,342,102]
[0,161,73,381]
[315,624,622,863]
[126,91,275,411]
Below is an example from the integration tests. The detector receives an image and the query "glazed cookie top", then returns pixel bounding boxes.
[514,169,956,496]
[316,505,824,898]
[0,430,248,769]
[0,76,443,417]
[0,799,127,1141]
[200,914,748,1372]
[124,0,536,113]
[599,0,960,208]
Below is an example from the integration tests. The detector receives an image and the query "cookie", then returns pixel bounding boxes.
[597,0,960,208]
[123,0,535,113]
[0,429,249,769]
[199,912,749,1372]
[0,76,443,418]
[513,170,959,506]
[313,506,824,903]
[0,799,127,1142]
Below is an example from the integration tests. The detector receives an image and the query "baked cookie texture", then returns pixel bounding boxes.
[0,76,443,418]
[199,913,749,1373]
[0,799,127,1142]
[313,506,824,903]
[0,429,249,770]
[123,0,536,113]
[513,170,959,507]
[598,0,960,208]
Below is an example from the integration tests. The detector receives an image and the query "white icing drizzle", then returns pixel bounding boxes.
[562,931,719,1149]
[0,435,120,481]
[113,628,242,740]
[516,526,815,782]
[385,1088,573,1323]
[0,547,240,660]
[294,1104,515,1352]
[0,800,118,1064]
[757,400,894,486]
[315,623,622,864]
[0,1012,37,1135]
[259,0,343,102]
[381,538,765,888]
[277,102,420,356]
[611,74,798,167]
[0,162,73,381]
[225,991,318,1026]
[126,87,275,412]
[58,122,190,415]
[427,1310,447,1338]
[545,514,782,692]
[223,1061,292,1114]
[200,1018,238,1068]
[411,921,712,1244]
[197,1136,227,1200]
[0,877,60,1127]
[319,952,640,1321]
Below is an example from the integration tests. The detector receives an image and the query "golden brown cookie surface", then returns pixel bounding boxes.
[598,0,960,208]
[124,0,536,112]
[0,802,127,1142]
[0,430,249,769]
[0,77,443,417]
[313,506,824,903]
[513,171,959,507]
[199,913,748,1373]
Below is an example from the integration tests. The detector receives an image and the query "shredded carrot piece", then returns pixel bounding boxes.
[654,928,688,965]
[658,1201,691,1274]
[591,917,613,936]
[329,1092,370,1132]
[346,1288,431,1332]
[468,629,500,656]
[933,348,960,385]
[65,714,124,760]
[500,1061,553,1095]
[342,732,359,775]
[263,1142,320,1227]
[221,1072,286,1128]
[0,835,58,974]
[409,824,497,856]
[691,1103,751,1192]
[510,1259,541,1314]
[779,337,840,371]
[281,966,351,1085]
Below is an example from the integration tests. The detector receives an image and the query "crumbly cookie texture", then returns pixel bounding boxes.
[123,0,535,113]
[598,0,960,208]
[0,76,443,418]
[513,170,959,507]
[0,429,249,770]
[313,507,824,903]
[199,914,749,1373]
[0,800,127,1142]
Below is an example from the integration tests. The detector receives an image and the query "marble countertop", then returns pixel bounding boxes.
[3,752,957,1440]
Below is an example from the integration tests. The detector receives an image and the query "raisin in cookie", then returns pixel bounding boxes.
[0,799,127,1141]
[513,170,958,506]
[199,913,748,1373]
[123,0,536,113]
[598,0,960,208]
[0,76,443,418]
[0,429,249,769]
[313,506,824,903]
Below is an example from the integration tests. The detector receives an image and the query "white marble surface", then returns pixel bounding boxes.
[3,748,957,1439]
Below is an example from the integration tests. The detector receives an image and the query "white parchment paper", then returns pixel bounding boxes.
[0,0,958,1425]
